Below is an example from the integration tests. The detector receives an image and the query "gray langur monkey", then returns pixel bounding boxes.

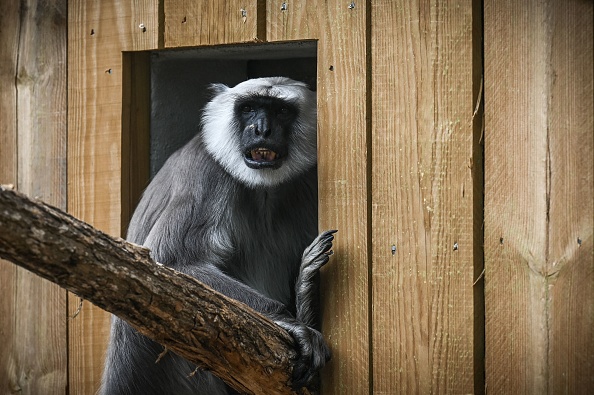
[100,77,336,395]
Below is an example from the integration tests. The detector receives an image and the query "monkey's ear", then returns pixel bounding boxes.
[208,83,229,97]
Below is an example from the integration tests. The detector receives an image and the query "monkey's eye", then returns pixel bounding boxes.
[277,106,291,116]
[241,105,254,113]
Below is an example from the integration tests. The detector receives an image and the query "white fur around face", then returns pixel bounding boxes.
[201,77,317,188]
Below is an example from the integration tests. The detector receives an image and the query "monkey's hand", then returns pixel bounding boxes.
[296,230,337,326]
[274,318,331,392]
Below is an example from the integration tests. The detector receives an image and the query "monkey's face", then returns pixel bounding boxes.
[202,77,317,188]
[236,96,297,171]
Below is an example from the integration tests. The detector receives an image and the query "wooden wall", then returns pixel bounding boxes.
[0,0,591,394]
[0,0,68,393]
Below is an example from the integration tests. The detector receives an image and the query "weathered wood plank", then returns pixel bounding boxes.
[0,0,18,185]
[371,1,478,393]
[0,0,68,393]
[547,0,593,392]
[485,0,593,393]
[67,0,159,392]
[267,2,370,394]
[0,2,20,390]
[164,0,263,47]
[0,6,20,389]
[484,2,550,392]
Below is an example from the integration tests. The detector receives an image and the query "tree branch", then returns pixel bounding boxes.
[0,185,305,394]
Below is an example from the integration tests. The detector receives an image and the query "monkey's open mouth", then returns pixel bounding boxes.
[244,148,282,169]
[251,148,277,162]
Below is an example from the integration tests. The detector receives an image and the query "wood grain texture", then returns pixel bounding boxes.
[267,0,321,39]
[164,0,263,47]
[0,0,18,185]
[484,0,593,393]
[0,5,19,389]
[371,1,478,393]
[484,2,552,391]
[67,0,159,392]
[547,1,593,391]
[0,0,68,393]
[267,2,370,394]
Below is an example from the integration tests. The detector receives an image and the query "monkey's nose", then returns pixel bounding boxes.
[254,120,272,137]
[256,129,272,137]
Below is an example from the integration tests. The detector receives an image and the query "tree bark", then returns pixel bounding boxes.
[0,185,305,394]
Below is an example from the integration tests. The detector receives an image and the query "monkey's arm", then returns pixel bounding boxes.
[177,257,331,390]
[162,230,333,391]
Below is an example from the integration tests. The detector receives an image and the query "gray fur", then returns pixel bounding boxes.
[100,77,333,395]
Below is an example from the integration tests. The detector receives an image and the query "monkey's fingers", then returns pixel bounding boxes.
[275,320,330,392]
[301,230,337,267]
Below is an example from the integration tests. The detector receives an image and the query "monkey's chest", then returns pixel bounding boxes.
[239,239,301,306]
[223,208,311,306]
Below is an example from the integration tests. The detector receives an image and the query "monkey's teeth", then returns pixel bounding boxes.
[251,148,277,162]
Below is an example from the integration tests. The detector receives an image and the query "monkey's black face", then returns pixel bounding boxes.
[235,96,299,170]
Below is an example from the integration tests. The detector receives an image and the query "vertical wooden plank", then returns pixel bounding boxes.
[371,1,478,393]
[0,0,21,391]
[485,0,593,393]
[164,0,263,47]
[68,1,159,392]
[484,2,550,392]
[371,3,430,390]
[547,0,593,392]
[0,0,68,394]
[0,10,22,386]
[0,0,18,185]
[13,0,68,391]
[68,1,119,390]
[268,2,370,395]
